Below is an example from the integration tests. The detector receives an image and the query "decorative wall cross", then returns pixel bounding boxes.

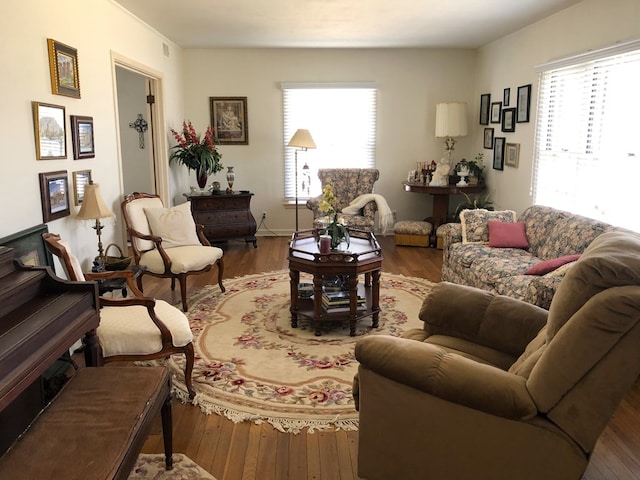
[129,114,148,149]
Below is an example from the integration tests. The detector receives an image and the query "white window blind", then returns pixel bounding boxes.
[282,83,377,202]
[532,40,640,231]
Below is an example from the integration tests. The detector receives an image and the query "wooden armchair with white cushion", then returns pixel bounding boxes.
[121,192,225,312]
[43,233,196,398]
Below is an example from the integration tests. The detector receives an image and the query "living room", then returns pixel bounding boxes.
[2,0,640,479]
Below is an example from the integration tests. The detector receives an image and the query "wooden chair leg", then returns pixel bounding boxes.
[217,258,226,293]
[161,389,174,470]
[184,342,196,399]
[170,277,176,291]
[179,276,188,312]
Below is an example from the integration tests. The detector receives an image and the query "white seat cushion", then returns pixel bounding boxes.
[98,299,193,357]
[140,245,223,274]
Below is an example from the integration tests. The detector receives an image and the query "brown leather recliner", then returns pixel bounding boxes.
[354,231,640,480]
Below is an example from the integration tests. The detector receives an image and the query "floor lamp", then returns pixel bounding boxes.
[287,129,316,231]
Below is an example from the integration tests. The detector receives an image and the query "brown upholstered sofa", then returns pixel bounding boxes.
[354,231,640,480]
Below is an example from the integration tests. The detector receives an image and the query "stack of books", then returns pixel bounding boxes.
[322,290,365,313]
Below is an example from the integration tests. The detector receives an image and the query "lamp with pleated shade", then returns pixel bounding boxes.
[75,183,115,259]
[435,102,468,164]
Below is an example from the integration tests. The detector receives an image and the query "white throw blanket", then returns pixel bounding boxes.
[341,193,394,234]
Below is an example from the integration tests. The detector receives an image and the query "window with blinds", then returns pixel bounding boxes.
[532,40,640,231]
[282,83,377,202]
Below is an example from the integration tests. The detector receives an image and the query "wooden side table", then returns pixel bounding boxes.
[185,192,257,247]
[401,182,485,226]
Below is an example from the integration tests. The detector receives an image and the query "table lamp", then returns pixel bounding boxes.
[76,183,115,260]
[435,102,468,165]
[287,129,316,231]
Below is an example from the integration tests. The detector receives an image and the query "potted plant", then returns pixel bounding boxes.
[318,184,350,249]
[169,121,223,190]
[467,153,486,185]
[454,191,494,221]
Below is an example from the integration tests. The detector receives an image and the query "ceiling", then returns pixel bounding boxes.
[112,0,582,49]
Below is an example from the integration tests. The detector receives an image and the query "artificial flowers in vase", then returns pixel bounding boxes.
[318,184,350,250]
[169,121,223,190]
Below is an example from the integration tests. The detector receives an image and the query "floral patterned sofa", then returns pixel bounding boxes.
[306,168,380,231]
[440,205,629,309]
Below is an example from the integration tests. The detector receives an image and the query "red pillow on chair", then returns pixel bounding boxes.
[488,221,529,249]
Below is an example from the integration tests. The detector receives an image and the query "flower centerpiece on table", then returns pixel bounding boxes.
[318,184,350,250]
[169,121,223,189]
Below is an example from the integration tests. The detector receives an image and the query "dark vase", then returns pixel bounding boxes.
[196,172,208,189]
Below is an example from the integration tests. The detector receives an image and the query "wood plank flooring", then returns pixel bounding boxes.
[133,235,640,479]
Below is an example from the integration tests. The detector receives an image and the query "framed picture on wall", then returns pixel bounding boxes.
[505,143,520,168]
[32,102,66,160]
[516,84,532,123]
[71,115,95,159]
[493,137,505,171]
[47,38,81,98]
[501,108,516,132]
[72,169,92,205]
[209,97,249,145]
[483,127,494,149]
[503,88,511,106]
[39,171,70,222]
[479,93,491,125]
[490,102,502,124]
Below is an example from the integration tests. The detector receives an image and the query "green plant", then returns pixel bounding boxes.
[169,121,223,186]
[454,191,494,221]
[467,153,486,183]
[318,184,350,249]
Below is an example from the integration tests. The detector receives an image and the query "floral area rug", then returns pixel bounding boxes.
[129,453,216,479]
[163,270,434,433]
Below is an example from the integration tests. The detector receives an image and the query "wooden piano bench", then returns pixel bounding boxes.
[0,366,172,480]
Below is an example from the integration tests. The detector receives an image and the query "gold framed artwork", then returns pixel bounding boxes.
[47,39,81,98]
[72,169,92,206]
[505,143,520,168]
[209,97,249,145]
[71,115,95,159]
[32,101,66,160]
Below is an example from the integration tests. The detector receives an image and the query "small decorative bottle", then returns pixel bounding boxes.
[226,166,235,193]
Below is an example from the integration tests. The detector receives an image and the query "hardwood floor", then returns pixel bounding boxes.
[134,235,640,480]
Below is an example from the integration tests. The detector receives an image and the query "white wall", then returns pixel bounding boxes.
[181,48,477,234]
[475,0,640,215]
[0,0,184,270]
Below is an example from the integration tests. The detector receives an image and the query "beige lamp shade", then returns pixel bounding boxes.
[287,129,317,149]
[435,103,468,138]
[76,183,115,220]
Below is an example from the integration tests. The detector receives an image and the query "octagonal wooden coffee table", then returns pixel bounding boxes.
[288,228,383,336]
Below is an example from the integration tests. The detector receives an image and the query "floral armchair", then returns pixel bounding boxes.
[306,168,380,231]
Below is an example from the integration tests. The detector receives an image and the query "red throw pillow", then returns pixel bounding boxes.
[488,221,529,249]
[525,254,582,275]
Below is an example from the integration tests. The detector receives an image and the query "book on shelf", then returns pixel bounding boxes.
[322,302,367,313]
[322,292,365,307]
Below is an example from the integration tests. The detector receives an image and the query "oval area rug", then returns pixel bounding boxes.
[163,270,434,433]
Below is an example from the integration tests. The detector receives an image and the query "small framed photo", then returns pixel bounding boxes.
[501,108,516,132]
[32,102,66,160]
[503,88,511,106]
[72,169,92,206]
[490,102,502,124]
[505,143,520,168]
[209,96,249,145]
[47,39,80,98]
[479,93,491,125]
[71,115,95,159]
[493,137,506,171]
[483,128,495,149]
[39,171,70,222]
[517,84,532,123]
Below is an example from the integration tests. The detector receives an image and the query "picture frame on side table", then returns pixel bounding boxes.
[490,102,502,124]
[39,171,70,222]
[209,96,249,145]
[517,84,532,123]
[502,108,516,132]
[479,93,491,125]
[47,39,81,98]
[71,115,95,159]
[483,127,495,149]
[72,169,92,205]
[505,143,520,168]
[32,102,66,160]
[493,137,505,171]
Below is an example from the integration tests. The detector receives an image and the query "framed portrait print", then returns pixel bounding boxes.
[479,93,491,125]
[47,39,81,98]
[493,137,505,171]
[505,143,520,168]
[517,84,532,123]
[71,115,95,159]
[490,102,502,124]
[32,102,66,160]
[502,108,516,132]
[72,169,92,206]
[503,88,511,106]
[39,171,70,222]
[483,127,495,149]
[209,97,249,145]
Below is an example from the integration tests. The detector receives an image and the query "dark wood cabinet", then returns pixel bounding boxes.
[185,192,257,247]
